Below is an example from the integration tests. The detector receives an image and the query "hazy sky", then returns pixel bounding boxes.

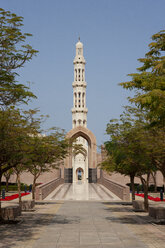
[1,0,165,148]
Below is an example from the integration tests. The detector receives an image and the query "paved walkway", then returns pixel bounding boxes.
[45,182,120,201]
[1,200,165,248]
[32,201,149,248]
[1,183,165,248]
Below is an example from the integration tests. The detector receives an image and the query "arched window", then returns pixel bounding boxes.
[74,93,77,107]
[78,69,81,81]
[82,92,85,107]
[75,69,77,81]
[82,69,84,81]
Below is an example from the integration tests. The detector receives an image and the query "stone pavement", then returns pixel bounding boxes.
[1,184,165,248]
[1,200,165,248]
[32,201,148,248]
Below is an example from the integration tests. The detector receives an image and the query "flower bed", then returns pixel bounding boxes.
[135,193,165,202]
[0,192,30,201]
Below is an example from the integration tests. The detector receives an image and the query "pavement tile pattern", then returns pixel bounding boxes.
[32,201,148,248]
[1,183,165,248]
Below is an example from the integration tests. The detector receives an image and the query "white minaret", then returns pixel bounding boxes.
[72,38,88,128]
[71,38,88,183]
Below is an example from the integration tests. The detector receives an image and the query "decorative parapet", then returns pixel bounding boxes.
[97,175,130,201]
[35,177,64,200]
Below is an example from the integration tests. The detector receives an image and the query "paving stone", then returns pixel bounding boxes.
[3,196,165,248]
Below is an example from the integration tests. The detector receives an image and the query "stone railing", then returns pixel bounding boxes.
[35,177,64,200]
[98,176,130,201]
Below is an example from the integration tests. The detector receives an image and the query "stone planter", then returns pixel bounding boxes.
[21,200,35,211]
[132,200,145,211]
[149,206,165,220]
[1,206,21,220]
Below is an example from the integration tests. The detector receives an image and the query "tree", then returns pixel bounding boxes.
[148,127,165,190]
[0,8,38,108]
[120,30,165,127]
[0,107,32,218]
[102,107,156,210]
[27,130,69,200]
[14,164,28,207]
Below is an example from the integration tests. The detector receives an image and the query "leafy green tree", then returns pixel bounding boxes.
[120,30,165,127]
[148,127,165,190]
[0,107,32,218]
[27,129,69,200]
[0,8,38,107]
[102,108,156,210]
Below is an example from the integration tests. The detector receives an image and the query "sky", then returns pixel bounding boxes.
[1,0,165,149]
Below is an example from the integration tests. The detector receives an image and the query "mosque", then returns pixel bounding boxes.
[58,38,163,189]
[3,39,163,195]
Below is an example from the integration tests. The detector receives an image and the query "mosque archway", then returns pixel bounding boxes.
[64,126,97,183]
[76,167,84,181]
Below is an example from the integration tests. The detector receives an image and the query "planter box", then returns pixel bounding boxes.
[1,206,21,220]
[132,200,145,211]
[149,206,165,220]
[21,200,35,211]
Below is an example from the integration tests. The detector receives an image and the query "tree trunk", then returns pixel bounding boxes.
[151,172,157,193]
[0,173,2,220]
[143,183,149,211]
[5,176,10,192]
[130,174,135,201]
[163,176,165,194]
[140,174,150,212]
[16,173,22,207]
[159,168,165,193]
[32,177,36,200]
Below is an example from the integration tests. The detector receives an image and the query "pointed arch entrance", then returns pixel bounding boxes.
[64,126,97,183]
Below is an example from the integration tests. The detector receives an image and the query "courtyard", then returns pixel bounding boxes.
[1,183,165,248]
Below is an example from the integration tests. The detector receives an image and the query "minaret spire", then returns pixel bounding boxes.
[72,39,88,128]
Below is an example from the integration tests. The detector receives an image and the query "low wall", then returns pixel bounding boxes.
[2,206,21,220]
[133,200,145,211]
[35,178,64,200]
[98,176,130,201]
[149,206,165,220]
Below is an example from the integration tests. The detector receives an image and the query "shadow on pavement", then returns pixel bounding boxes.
[0,210,77,248]
[103,207,132,213]
[53,214,80,224]
[106,215,143,224]
[102,201,132,206]
[35,201,63,205]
